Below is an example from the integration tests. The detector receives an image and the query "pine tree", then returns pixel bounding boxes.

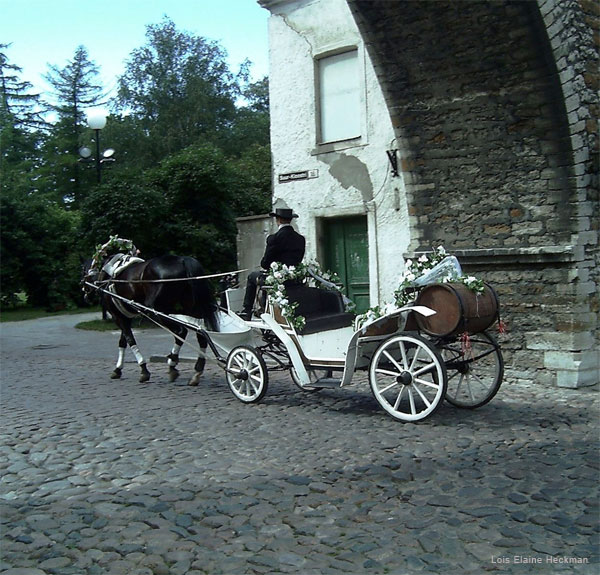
[0,45,45,195]
[41,45,105,207]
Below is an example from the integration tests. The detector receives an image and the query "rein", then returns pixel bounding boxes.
[89,269,247,284]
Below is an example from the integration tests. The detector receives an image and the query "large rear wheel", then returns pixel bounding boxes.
[369,334,447,422]
[226,346,268,403]
[442,331,503,408]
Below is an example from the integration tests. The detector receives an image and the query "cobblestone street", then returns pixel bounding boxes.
[1,314,598,574]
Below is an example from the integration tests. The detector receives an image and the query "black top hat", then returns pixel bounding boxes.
[270,208,298,219]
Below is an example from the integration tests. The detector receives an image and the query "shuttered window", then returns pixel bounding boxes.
[317,50,360,144]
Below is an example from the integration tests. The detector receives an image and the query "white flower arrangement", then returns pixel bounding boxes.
[395,245,484,306]
[355,301,402,331]
[91,235,137,271]
[355,246,486,331]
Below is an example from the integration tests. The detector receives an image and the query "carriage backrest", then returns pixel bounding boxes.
[285,285,345,317]
[284,285,355,335]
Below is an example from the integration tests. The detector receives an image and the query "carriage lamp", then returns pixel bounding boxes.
[78,110,115,183]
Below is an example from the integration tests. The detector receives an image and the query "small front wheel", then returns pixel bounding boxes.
[369,334,447,422]
[226,346,268,403]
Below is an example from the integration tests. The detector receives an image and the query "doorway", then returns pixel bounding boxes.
[322,216,369,313]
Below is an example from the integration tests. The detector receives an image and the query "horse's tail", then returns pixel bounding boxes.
[183,257,219,332]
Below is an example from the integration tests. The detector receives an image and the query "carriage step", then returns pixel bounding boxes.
[309,377,341,388]
[150,355,195,364]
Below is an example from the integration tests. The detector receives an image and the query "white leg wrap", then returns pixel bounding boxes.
[116,348,125,369]
[130,345,145,365]
[168,344,182,366]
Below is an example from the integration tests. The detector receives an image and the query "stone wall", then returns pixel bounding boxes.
[235,214,276,287]
[348,0,598,387]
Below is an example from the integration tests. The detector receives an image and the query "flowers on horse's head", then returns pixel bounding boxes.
[91,235,138,271]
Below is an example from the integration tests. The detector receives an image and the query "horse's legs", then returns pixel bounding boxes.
[167,326,187,382]
[189,332,208,386]
[111,320,150,383]
[167,341,182,382]
[110,333,127,379]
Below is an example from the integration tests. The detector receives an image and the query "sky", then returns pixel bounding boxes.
[1,0,270,101]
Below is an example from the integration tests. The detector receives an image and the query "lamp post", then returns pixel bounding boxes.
[79,110,114,183]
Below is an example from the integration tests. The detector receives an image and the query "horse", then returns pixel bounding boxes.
[83,250,218,385]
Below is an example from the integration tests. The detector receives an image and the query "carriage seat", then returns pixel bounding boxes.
[285,285,355,335]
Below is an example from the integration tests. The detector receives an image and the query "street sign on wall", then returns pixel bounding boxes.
[278,169,319,183]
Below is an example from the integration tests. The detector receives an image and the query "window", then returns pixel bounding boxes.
[317,50,360,144]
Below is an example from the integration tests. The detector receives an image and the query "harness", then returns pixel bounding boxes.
[99,254,145,319]
[102,253,144,277]
[107,284,139,319]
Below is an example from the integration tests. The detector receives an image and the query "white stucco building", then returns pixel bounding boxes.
[259,0,410,313]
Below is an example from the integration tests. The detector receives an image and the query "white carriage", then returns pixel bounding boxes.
[192,270,503,423]
[87,258,503,422]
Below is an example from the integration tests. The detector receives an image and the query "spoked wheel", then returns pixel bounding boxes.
[441,330,504,408]
[226,346,268,403]
[369,334,447,422]
[290,367,329,391]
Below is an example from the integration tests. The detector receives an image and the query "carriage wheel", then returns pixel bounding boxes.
[369,334,447,422]
[442,331,504,409]
[226,346,268,403]
[290,367,328,391]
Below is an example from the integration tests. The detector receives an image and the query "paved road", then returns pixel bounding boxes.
[0,314,598,575]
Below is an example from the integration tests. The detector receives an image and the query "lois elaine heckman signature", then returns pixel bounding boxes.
[492,555,590,565]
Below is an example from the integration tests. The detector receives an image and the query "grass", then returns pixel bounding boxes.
[0,305,158,331]
[0,306,100,323]
[76,317,159,331]
[75,318,119,331]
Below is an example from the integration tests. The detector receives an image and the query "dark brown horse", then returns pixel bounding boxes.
[84,253,218,384]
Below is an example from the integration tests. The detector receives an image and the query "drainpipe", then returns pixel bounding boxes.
[366,200,380,307]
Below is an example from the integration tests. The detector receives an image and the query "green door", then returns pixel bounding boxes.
[323,216,370,313]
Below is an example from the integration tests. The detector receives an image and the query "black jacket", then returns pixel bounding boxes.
[261,225,306,269]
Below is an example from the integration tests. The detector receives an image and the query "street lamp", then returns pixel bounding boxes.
[79,110,115,183]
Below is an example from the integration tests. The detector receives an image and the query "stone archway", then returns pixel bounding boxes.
[346,0,599,387]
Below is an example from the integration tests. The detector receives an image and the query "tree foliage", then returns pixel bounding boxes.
[79,178,168,257]
[41,46,105,207]
[0,188,81,309]
[145,143,237,270]
[0,20,272,310]
[0,46,44,197]
[116,18,243,166]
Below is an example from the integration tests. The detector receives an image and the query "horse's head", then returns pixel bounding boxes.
[81,258,101,303]
[81,257,113,303]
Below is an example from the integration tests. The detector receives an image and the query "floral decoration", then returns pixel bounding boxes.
[355,246,486,331]
[355,302,400,331]
[394,245,484,306]
[91,235,137,271]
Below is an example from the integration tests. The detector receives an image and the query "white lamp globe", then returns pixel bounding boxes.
[87,109,107,130]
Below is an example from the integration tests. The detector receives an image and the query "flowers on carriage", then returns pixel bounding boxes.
[394,245,484,306]
[264,262,306,330]
[354,303,392,331]
[355,246,487,331]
